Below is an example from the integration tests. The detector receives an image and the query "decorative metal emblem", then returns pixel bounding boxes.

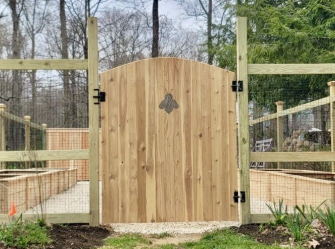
[159,93,179,114]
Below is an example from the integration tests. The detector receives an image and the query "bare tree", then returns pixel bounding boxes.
[22,0,50,121]
[176,0,231,65]
[8,0,24,149]
[99,8,150,69]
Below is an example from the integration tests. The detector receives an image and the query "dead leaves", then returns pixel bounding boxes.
[305,239,320,248]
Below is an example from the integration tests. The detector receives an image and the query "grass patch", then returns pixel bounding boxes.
[104,233,150,248]
[102,229,304,248]
[0,218,51,248]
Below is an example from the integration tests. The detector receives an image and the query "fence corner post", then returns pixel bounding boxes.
[24,116,31,169]
[275,101,284,169]
[328,81,335,172]
[42,124,47,150]
[0,104,6,169]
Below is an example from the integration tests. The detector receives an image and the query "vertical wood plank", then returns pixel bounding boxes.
[201,63,213,221]
[145,59,157,222]
[192,61,203,221]
[118,64,128,222]
[87,17,99,226]
[173,58,183,221]
[127,62,138,222]
[136,60,147,223]
[227,71,238,220]
[181,59,193,221]
[237,17,251,224]
[155,58,166,221]
[210,67,223,220]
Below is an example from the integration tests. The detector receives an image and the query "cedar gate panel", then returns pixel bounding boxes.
[100,57,238,223]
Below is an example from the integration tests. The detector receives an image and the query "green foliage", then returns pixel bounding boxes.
[215,0,335,111]
[316,203,335,235]
[104,234,150,248]
[266,199,288,225]
[0,215,51,248]
[285,205,311,242]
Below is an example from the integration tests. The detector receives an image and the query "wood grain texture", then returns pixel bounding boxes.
[100,58,238,223]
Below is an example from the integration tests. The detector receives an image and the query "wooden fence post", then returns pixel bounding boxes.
[328,81,335,172]
[0,104,5,169]
[42,124,47,150]
[88,17,100,226]
[42,124,47,168]
[24,116,31,169]
[237,17,251,224]
[275,101,284,169]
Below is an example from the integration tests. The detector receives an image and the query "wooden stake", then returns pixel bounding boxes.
[275,101,284,169]
[0,104,5,169]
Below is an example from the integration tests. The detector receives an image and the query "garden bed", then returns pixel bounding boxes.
[0,168,77,214]
[250,169,335,207]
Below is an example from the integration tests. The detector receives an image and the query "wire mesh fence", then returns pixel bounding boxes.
[249,75,335,214]
[0,69,92,217]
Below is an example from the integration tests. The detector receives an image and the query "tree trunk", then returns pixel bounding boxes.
[60,0,71,127]
[207,0,213,65]
[152,0,159,57]
[9,0,23,151]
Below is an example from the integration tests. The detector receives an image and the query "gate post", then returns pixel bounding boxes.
[328,81,335,172]
[237,17,251,224]
[88,17,100,226]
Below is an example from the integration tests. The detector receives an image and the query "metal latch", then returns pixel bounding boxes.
[93,89,105,104]
[231,81,243,92]
[233,190,246,203]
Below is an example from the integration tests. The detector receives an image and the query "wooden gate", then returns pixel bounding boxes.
[100,58,238,223]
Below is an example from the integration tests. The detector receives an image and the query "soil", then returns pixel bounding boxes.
[44,224,112,249]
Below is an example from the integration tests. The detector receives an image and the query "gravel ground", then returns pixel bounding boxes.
[24,182,280,234]
[111,221,241,235]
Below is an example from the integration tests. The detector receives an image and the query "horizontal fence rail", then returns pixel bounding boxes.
[250,96,331,125]
[251,152,335,162]
[0,149,89,162]
[0,59,88,70]
[248,64,335,74]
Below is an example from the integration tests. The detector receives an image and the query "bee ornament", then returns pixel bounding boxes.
[159,92,179,114]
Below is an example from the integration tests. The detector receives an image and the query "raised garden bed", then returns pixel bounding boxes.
[250,169,335,207]
[0,168,77,214]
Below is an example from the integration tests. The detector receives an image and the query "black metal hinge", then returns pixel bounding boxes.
[233,190,246,203]
[231,81,243,92]
[93,89,106,105]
